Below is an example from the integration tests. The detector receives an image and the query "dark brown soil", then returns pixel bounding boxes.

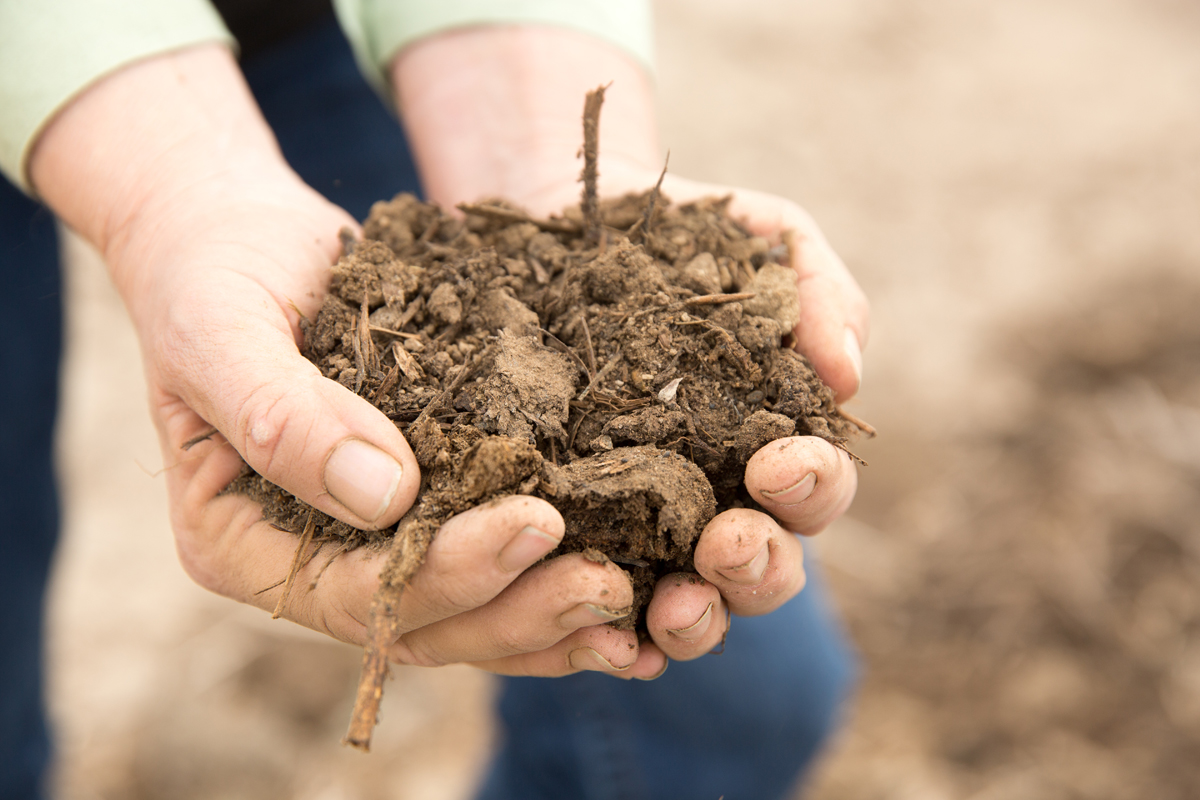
[233,188,862,626]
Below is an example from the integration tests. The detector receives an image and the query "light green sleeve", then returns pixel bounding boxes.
[0,0,234,194]
[331,0,654,95]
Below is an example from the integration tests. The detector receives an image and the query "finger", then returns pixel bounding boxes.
[169,484,386,646]
[693,508,807,617]
[391,496,566,634]
[725,189,870,402]
[155,272,420,530]
[645,573,727,661]
[744,436,858,536]
[164,439,568,645]
[474,627,669,681]
[388,552,634,667]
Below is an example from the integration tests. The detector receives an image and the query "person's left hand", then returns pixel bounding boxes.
[460,167,869,672]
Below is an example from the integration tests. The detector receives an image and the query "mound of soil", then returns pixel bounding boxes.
[234,189,859,608]
[228,89,864,749]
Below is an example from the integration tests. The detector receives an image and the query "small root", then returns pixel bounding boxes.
[273,511,317,619]
[629,151,669,242]
[181,428,219,451]
[838,407,877,438]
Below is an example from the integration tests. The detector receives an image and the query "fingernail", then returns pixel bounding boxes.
[667,602,715,642]
[717,544,770,585]
[498,525,561,572]
[557,603,630,629]
[568,647,631,673]
[635,660,670,681]
[844,328,863,387]
[323,439,403,523]
[759,472,817,506]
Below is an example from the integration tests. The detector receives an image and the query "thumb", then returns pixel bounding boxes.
[158,283,419,530]
[229,358,419,529]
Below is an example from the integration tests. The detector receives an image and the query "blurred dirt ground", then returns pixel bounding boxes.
[47,0,1200,798]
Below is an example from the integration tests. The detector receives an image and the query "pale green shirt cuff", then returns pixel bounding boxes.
[332,0,654,95]
[0,0,233,194]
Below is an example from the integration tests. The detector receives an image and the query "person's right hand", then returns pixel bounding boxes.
[29,44,666,678]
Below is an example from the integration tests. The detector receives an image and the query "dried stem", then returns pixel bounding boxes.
[273,511,317,619]
[343,515,434,751]
[580,317,598,375]
[457,202,578,234]
[580,84,608,245]
[630,151,669,242]
[353,298,377,394]
[685,291,757,306]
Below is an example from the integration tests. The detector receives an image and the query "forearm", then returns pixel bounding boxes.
[28,44,332,320]
[391,26,661,212]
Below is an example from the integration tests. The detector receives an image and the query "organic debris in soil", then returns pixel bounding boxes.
[227,87,866,750]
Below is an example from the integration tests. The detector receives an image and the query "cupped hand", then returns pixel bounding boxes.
[131,178,666,679]
[514,166,869,668]
[33,41,866,681]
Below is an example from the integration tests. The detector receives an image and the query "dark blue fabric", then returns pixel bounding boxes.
[478,563,857,800]
[240,11,421,220]
[0,14,411,799]
[0,176,62,800]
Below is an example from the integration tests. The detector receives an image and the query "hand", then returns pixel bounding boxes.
[392,28,868,673]
[513,170,867,667]
[132,177,658,677]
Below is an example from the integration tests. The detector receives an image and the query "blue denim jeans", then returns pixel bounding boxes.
[0,13,856,799]
[0,172,61,800]
[478,570,856,800]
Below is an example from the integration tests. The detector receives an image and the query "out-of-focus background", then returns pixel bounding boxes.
[49,0,1200,798]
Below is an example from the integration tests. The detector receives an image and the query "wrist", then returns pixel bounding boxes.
[391,25,661,213]
[29,44,304,270]
[27,44,345,325]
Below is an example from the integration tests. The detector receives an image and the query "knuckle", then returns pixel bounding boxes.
[307,592,367,645]
[234,379,313,477]
[393,636,449,668]
[420,572,494,616]
[488,623,538,658]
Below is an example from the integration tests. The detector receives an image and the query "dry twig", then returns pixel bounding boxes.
[580,85,608,245]
[457,202,578,234]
